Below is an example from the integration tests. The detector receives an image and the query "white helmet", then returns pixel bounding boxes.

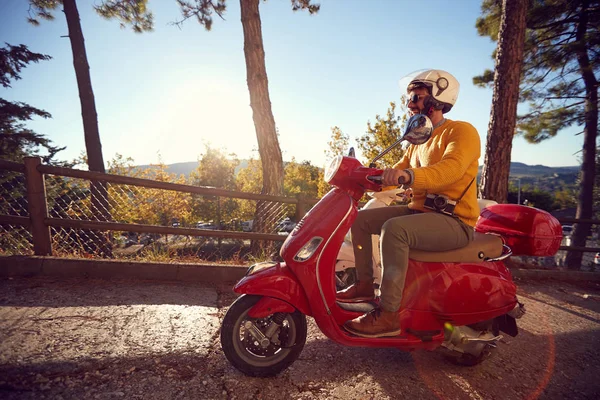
[403,69,460,114]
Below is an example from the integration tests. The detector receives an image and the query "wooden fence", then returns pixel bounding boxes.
[0,157,317,257]
[1,156,599,258]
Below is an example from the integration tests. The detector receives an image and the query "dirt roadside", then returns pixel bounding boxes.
[0,276,599,400]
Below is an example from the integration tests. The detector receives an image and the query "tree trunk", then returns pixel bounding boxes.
[479,0,527,203]
[63,0,111,256]
[565,0,597,269]
[240,0,284,255]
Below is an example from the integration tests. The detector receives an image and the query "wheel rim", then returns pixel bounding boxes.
[231,308,297,367]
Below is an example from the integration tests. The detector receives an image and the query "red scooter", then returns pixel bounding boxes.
[220,115,563,377]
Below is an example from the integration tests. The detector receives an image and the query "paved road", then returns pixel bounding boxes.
[0,276,599,399]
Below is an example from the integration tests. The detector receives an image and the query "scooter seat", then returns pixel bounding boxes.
[409,232,503,263]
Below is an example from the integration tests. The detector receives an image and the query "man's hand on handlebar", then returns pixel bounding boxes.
[382,168,410,186]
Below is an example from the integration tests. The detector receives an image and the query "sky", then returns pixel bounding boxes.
[0,0,584,169]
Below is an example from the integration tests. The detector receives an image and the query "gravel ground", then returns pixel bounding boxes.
[0,275,599,400]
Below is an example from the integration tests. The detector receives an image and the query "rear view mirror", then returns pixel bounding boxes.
[402,114,433,145]
[369,114,433,167]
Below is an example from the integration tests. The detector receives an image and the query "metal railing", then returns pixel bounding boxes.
[0,157,317,261]
[1,157,598,264]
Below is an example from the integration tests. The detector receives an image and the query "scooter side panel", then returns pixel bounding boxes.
[428,261,517,325]
[234,263,312,316]
[397,260,447,331]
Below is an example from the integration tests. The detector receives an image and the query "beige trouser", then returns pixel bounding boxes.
[351,205,474,312]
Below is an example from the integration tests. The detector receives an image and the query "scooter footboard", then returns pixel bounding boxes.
[234,262,311,316]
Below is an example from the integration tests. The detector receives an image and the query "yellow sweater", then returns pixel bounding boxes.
[393,119,481,227]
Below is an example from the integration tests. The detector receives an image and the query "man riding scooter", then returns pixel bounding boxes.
[337,69,482,338]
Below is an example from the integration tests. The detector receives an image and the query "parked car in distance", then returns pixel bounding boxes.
[242,220,254,232]
[562,225,573,236]
[277,217,296,233]
[196,222,217,230]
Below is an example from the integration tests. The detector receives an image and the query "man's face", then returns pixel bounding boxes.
[406,87,429,115]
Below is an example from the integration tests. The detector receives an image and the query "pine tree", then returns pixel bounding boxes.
[478,0,528,203]
[27,0,154,256]
[475,0,599,268]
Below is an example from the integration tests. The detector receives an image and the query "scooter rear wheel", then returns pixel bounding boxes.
[220,294,307,377]
[444,320,497,366]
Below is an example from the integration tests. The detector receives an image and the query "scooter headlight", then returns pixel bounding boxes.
[324,155,343,183]
[294,236,323,262]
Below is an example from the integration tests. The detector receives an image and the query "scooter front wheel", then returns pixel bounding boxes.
[220,294,307,377]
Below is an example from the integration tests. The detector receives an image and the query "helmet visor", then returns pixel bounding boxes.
[399,69,435,95]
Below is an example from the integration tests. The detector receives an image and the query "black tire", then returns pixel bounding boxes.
[445,344,496,366]
[220,295,307,377]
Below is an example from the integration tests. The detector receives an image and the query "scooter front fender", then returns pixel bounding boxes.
[234,262,311,317]
[247,297,296,319]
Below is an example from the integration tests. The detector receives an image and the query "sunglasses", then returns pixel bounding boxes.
[407,94,427,104]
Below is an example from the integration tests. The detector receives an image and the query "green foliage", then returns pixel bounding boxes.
[0,43,51,88]
[282,158,321,217]
[475,0,502,41]
[174,0,319,30]
[357,102,406,168]
[0,99,61,164]
[0,43,73,255]
[234,158,262,221]
[189,145,240,226]
[290,0,320,14]
[474,0,599,143]
[236,158,262,194]
[554,188,578,209]
[94,0,154,33]
[283,158,320,198]
[0,44,66,165]
[507,186,558,211]
[28,0,153,32]
[175,0,226,30]
[142,160,191,226]
[27,0,60,26]
[325,126,350,160]
[472,69,495,88]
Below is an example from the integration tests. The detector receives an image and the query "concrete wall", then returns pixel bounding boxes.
[1,255,599,284]
[0,256,248,283]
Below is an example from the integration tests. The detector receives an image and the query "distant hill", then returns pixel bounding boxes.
[497,162,580,177]
[135,160,250,177]
[137,160,579,181]
[477,162,580,192]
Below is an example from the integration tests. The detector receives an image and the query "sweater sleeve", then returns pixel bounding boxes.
[410,122,480,191]
[392,145,413,170]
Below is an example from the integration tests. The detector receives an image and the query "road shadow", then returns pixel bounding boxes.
[2,327,598,400]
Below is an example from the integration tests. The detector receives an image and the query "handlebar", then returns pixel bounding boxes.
[367,175,408,185]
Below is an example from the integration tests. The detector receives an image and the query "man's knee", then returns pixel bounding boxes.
[381,219,409,247]
[353,208,375,231]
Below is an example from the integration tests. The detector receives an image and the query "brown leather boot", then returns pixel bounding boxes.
[336,280,374,303]
[343,308,401,338]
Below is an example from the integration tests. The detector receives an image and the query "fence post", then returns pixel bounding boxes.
[295,194,307,222]
[24,157,52,255]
